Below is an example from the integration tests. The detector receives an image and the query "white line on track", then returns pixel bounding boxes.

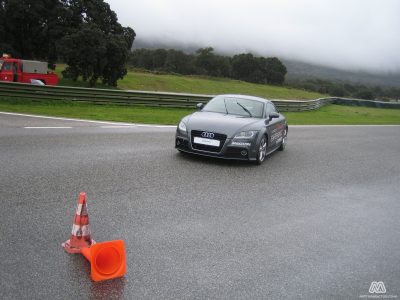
[24,126,72,129]
[0,111,176,128]
[100,126,137,128]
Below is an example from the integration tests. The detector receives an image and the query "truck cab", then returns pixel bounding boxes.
[0,57,21,82]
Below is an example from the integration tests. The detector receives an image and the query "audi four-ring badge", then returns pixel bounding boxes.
[175,94,288,165]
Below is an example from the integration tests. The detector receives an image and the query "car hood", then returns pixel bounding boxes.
[186,111,261,138]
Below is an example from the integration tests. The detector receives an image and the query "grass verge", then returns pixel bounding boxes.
[0,97,399,125]
[0,98,193,125]
[54,65,326,100]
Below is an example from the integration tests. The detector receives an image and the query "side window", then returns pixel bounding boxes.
[266,103,277,113]
[2,62,13,71]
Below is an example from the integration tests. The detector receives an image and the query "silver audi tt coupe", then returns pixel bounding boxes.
[175,94,288,164]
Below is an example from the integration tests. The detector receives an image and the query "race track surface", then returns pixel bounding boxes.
[1,112,399,299]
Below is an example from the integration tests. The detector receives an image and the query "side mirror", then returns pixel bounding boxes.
[269,112,279,119]
[196,103,204,110]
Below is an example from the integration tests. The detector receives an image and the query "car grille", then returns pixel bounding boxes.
[191,130,227,153]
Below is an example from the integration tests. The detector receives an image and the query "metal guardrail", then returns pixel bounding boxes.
[0,81,399,111]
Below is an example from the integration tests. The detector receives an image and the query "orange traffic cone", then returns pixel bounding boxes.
[62,192,95,253]
[81,240,127,282]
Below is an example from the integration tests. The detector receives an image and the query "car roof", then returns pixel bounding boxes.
[215,94,271,104]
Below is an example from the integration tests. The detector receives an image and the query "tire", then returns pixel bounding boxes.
[278,128,287,151]
[255,135,267,165]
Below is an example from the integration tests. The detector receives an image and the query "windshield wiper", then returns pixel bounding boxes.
[236,102,252,117]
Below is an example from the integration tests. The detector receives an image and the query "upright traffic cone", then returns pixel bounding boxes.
[62,192,95,253]
[81,240,127,282]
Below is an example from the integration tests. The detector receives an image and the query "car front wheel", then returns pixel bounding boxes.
[256,136,267,165]
[278,128,287,151]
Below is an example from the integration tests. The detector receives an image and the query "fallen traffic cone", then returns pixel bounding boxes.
[62,192,95,253]
[62,192,127,282]
[81,240,127,282]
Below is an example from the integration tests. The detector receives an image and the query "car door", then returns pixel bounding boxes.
[266,102,286,148]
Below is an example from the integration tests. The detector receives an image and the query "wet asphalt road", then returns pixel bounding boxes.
[0,112,399,299]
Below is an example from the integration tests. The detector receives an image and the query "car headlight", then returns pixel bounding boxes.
[178,121,187,132]
[233,130,258,139]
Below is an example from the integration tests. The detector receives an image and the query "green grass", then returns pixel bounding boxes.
[54,65,325,100]
[285,105,400,125]
[54,65,117,89]
[118,71,325,100]
[0,97,399,125]
[0,97,193,124]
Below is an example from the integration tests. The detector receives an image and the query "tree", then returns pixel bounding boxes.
[164,49,194,74]
[152,48,167,69]
[0,0,66,67]
[0,1,14,55]
[195,47,230,77]
[353,89,375,100]
[329,85,345,97]
[0,0,135,85]
[57,0,135,86]
[264,57,287,85]
[101,34,129,86]
[231,53,260,82]
[58,23,107,85]
[231,54,284,84]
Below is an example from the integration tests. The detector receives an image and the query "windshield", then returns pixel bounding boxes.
[0,59,3,71]
[202,96,265,118]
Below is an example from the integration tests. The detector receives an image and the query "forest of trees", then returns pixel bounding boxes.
[0,0,135,86]
[286,78,400,100]
[129,47,288,85]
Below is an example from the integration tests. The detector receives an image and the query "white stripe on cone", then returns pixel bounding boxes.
[75,204,88,215]
[71,224,90,236]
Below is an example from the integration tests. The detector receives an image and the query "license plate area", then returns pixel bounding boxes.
[193,137,220,147]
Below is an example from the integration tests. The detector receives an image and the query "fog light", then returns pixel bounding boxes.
[176,139,181,146]
[241,150,248,156]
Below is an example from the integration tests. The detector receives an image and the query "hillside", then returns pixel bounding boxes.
[56,67,325,100]
[283,59,400,87]
[133,39,400,88]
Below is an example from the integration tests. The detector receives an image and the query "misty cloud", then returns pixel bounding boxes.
[106,0,400,73]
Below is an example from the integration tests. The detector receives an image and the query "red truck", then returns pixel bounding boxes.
[0,54,59,85]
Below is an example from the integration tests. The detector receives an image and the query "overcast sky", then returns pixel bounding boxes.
[106,0,400,73]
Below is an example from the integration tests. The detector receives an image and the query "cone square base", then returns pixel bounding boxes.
[81,240,126,282]
[62,238,96,254]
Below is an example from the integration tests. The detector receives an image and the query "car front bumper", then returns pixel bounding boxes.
[175,133,258,161]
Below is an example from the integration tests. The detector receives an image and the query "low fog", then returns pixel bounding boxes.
[106,0,400,74]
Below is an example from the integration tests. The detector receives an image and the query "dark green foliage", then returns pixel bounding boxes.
[129,48,195,74]
[0,0,135,86]
[195,47,231,77]
[164,49,195,74]
[353,89,375,100]
[231,53,260,82]
[129,48,287,85]
[286,78,400,100]
[58,23,107,85]
[265,57,287,84]
[57,0,135,86]
[0,0,65,67]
